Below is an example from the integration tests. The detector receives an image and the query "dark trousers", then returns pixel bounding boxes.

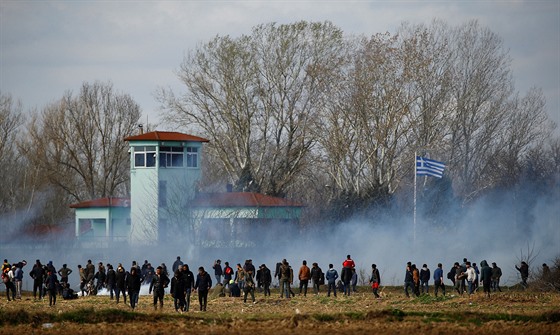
[299,279,309,296]
[115,286,126,303]
[327,282,337,297]
[48,289,57,306]
[5,282,16,301]
[33,279,43,299]
[129,291,139,309]
[263,282,271,296]
[198,290,208,311]
[434,280,445,296]
[174,292,186,311]
[153,290,164,309]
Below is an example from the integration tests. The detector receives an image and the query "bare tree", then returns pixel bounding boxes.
[161,21,347,197]
[20,81,142,202]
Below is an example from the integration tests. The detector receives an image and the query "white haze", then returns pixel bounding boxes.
[1,185,558,293]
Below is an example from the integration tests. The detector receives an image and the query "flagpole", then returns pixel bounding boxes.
[413,151,417,248]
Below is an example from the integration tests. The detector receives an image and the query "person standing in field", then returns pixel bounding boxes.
[115,264,127,304]
[420,264,430,294]
[45,269,59,306]
[181,264,195,312]
[171,269,187,313]
[213,259,222,285]
[195,266,212,311]
[126,267,142,310]
[279,259,292,299]
[465,262,476,296]
[326,264,338,297]
[491,262,502,292]
[412,264,420,297]
[298,260,311,297]
[404,262,414,298]
[516,261,529,288]
[370,264,381,299]
[310,262,323,295]
[243,270,256,303]
[433,263,446,297]
[260,264,272,297]
[479,260,492,297]
[149,266,170,310]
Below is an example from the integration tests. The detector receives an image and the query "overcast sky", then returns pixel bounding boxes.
[1,1,559,127]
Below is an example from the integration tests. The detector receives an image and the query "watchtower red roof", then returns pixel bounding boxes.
[124,131,209,143]
[69,197,131,208]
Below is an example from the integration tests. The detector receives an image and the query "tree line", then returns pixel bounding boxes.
[0,20,558,239]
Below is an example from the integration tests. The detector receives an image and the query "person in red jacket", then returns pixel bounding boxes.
[298,260,311,296]
[342,255,355,269]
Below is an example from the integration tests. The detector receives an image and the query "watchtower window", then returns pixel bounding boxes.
[186,147,198,168]
[134,146,156,168]
[159,146,184,168]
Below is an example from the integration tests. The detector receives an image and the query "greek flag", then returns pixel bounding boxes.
[416,156,446,178]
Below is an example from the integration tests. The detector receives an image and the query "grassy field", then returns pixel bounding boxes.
[0,286,558,334]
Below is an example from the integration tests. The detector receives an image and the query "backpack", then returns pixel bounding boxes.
[447,270,454,281]
[225,267,232,275]
[2,272,8,283]
[319,271,325,285]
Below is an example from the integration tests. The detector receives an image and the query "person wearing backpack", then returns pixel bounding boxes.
[260,264,272,297]
[3,267,16,301]
[223,262,234,288]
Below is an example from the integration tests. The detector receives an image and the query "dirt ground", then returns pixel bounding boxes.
[0,286,558,334]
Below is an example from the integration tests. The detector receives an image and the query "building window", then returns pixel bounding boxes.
[134,146,156,168]
[159,181,167,208]
[159,146,184,168]
[186,147,198,168]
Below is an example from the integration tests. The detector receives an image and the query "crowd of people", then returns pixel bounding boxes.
[1,255,539,311]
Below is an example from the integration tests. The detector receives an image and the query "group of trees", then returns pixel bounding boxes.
[160,20,557,224]
[0,19,558,240]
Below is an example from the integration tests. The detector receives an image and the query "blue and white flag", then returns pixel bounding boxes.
[416,156,446,178]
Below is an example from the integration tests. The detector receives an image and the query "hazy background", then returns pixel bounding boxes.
[1,1,558,127]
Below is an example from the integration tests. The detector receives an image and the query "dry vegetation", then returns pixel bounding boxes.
[1,286,559,334]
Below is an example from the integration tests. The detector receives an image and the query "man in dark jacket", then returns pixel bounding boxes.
[171,269,186,312]
[223,262,234,288]
[479,260,492,297]
[149,266,170,310]
[115,264,127,304]
[491,262,502,292]
[45,269,59,306]
[516,261,529,288]
[106,264,116,300]
[195,266,212,311]
[126,267,142,310]
[30,260,45,300]
[404,262,414,298]
[341,266,352,296]
[213,260,223,285]
[260,264,272,297]
[310,263,323,295]
[181,264,195,312]
[420,264,431,294]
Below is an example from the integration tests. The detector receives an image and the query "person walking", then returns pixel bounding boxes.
[149,266,170,310]
[260,264,272,297]
[404,262,414,298]
[115,264,127,304]
[279,259,292,299]
[243,270,256,303]
[516,261,529,288]
[420,264,430,294]
[181,264,195,312]
[126,267,142,310]
[195,266,212,311]
[171,269,187,313]
[479,260,492,297]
